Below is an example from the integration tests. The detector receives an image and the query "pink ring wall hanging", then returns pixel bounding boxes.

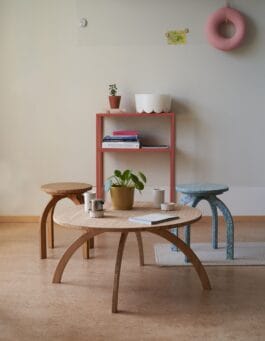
[205,7,246,51]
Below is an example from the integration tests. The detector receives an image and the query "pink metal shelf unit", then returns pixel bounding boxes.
[96,112,176,201]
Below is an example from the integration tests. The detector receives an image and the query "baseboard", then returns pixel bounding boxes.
[200,216,265,223]
[0,216,39,223]
[0,215,265,223]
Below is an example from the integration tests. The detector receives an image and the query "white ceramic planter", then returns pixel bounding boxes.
[135,94,172,113]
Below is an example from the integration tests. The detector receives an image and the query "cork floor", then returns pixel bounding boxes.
[1,220,265,340]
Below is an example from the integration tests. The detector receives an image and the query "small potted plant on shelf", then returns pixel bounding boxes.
[109,84,121,109]
[105,169,147,210]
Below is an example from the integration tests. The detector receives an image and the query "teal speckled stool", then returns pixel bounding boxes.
[172,183,234,262]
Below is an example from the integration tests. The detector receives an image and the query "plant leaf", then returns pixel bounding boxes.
[138,171,147,183]
[130,173,139,184]
[114,169,122,178]
[135,181,144,191]
[123,169,131,181]
[104,179,113,192]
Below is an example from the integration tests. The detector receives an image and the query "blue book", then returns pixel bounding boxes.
[128,213,179,225]
[103,135,139,142]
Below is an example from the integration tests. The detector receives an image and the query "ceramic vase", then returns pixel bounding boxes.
[110,186,134,210]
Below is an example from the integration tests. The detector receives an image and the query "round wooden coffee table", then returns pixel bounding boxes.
[53,202,211,313]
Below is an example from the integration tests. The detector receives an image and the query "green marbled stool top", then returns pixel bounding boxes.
[176,183,229,196]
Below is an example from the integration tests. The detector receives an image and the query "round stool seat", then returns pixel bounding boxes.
[41,182,92,196]
[176,183,229,196]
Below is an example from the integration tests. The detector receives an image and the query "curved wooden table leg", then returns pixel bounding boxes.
[40,196,62,259]
[48,206,55,249]
[112,232,128,313]
[69,193,94,257]
[135,232,144,266]
[52,230,102,284]
[150,229,211,290]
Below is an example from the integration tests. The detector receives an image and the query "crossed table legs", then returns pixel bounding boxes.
[52,229,211,313]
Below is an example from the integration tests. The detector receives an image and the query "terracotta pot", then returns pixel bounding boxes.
[109,96,121,109]
[110,186,134,210]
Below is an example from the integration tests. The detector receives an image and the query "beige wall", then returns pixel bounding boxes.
[0,0,264,215]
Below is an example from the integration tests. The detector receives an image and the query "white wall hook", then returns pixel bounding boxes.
[79,18,88,28]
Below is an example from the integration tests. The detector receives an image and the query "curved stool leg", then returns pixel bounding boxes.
[185,196,202,244]
[68,193,84,205]
[112,232,128,313]
[171,227,179,251]
[48,206,55,249]
[150,229,211,290]
[40,196,62,259]
[172,193,194,252]
[69,194,94,258]
[52,230,102,284]
[210,196,234,260]
[206,198,218,249]
[71,194,94,248]
[135,232,144,266]
[183,196,202,262]
[76,193,95,249]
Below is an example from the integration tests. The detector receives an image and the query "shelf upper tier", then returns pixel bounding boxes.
[100,147,172,153]
[96,112,174,117]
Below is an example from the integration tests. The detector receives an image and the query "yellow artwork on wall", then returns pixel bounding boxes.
[166,29,189,45]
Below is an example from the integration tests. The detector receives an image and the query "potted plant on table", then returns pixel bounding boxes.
[105,169,147,210]
[109,84,121,109]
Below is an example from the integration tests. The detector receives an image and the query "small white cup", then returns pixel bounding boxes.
[161,202,176,211]
[83,191,96,213]
[153,188,165,208]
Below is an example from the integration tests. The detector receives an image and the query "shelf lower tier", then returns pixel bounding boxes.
[97,112,174,117]
[100,148,172,153]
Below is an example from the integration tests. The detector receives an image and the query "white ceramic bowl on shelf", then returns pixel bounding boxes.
[135,94,172,113]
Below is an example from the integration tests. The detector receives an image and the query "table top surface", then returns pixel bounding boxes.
[54,202,201,232]
[41,182,92,195]
[176,183,229,195]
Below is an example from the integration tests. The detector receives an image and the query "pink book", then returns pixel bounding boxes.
[113,130,139,136]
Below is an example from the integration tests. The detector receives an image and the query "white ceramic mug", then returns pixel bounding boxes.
[83,191,96,213]
[153,188,165,208]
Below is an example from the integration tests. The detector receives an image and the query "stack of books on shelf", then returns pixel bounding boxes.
[102,130,140,149]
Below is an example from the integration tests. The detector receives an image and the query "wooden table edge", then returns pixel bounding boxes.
[53,214,202,233]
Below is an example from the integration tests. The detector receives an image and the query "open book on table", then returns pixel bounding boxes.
[128,213,179,225]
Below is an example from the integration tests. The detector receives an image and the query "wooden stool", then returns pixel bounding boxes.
[40,182,92,259]
[173,183,234,261]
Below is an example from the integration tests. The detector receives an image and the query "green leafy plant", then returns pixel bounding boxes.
[105,169,147,193]
[109,84,118,96]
